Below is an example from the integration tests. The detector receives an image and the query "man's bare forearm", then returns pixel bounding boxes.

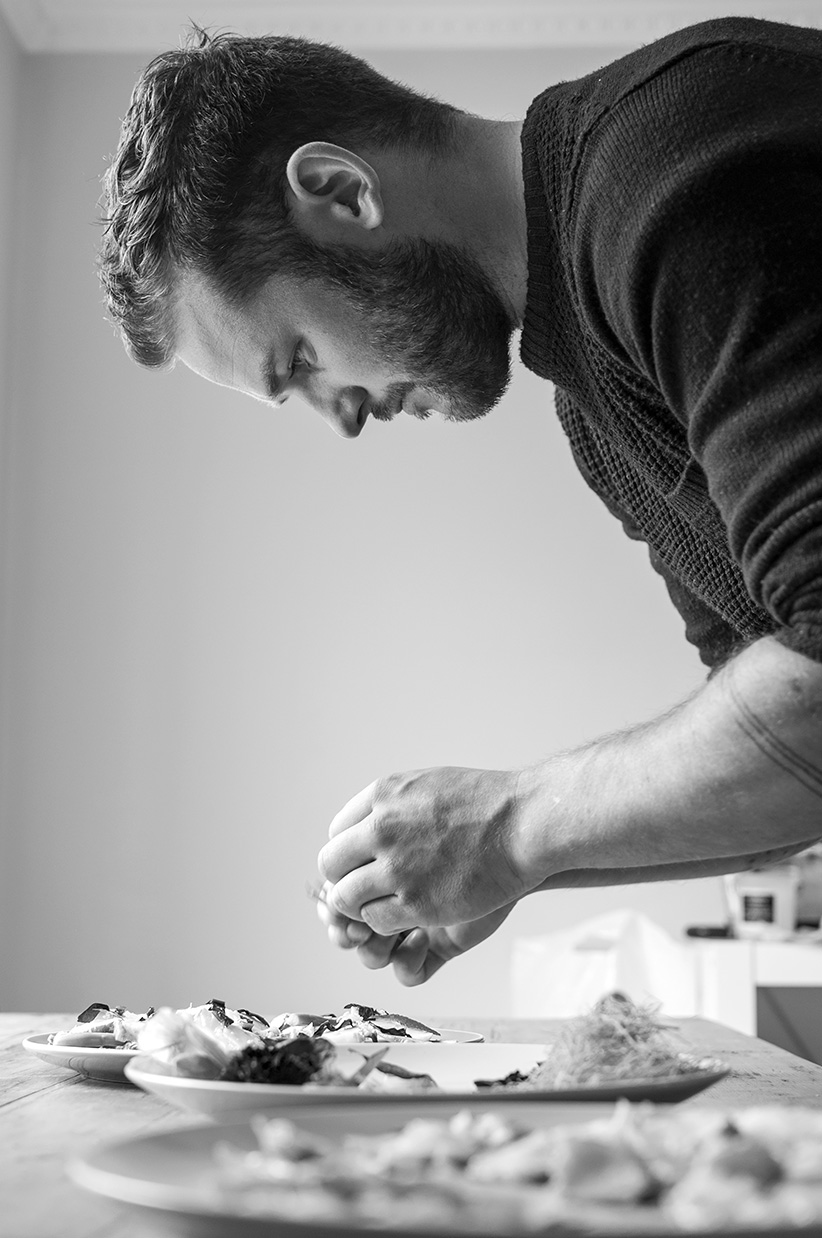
[532,840,813,891]
[513,636,822,881]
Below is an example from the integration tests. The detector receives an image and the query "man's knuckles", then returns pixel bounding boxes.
[359,901,410,935]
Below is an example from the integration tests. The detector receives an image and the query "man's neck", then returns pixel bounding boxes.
[442,114,528,326]
[370,115,528,327]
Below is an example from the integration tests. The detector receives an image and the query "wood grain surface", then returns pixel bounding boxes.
[4,1012,822,1238]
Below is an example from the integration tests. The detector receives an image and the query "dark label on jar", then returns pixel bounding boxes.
[742,893,775,923]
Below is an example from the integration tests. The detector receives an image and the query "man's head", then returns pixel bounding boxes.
[100,29,516,435]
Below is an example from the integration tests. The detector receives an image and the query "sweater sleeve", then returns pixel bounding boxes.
[573,39,822,662]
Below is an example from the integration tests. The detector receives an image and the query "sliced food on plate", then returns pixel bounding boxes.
[24,998,467,1091]
[269,1002,445,1042]
[41,998,448,1053]
[47,1001,156,1049]
[133,1005,443,1094]
[210,1102,822,1231]
[44,997,269,1051]
[71,1100,822,1234]
[23,998,274,1082]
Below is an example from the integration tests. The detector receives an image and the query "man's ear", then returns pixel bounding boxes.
[285,142,384,232]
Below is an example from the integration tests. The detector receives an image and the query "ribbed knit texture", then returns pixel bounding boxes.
[520,18,822,668]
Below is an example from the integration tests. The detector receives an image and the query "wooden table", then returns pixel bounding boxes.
[5,1012,822,1238]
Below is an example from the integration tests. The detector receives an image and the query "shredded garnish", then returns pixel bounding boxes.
[511,992,696,1089]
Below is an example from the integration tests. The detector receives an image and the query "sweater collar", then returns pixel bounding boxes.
[518,89,560,381]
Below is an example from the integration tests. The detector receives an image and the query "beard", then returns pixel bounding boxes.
[280,234,515,422]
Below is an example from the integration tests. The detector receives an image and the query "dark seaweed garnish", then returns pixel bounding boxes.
[207,998,234,1026]
[474,1070,530,1089]
[344,1003,379,1021]
[236,1007,269,1030]
[220,1036,333,1085]
[339,1003,413,1038]
[77,1003,111,1023]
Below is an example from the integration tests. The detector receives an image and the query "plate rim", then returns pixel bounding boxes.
[506,1061,731,1100]
[22,1032,139,1061]
[421,1027,484,1043]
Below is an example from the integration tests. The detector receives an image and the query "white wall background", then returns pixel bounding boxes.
[0,14,732,1020]
[0,4,22,999]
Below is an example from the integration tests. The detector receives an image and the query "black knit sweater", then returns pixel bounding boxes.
[520,17,822,668]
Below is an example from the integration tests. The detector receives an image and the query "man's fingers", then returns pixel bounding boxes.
[391,928,429,972]
[318,816,376,884]
[315,887,373,947]
[391,929,447,986]
[328,781,378,839]
[324,916,373,949]
[356,931,402,970]
[322,863,388,921]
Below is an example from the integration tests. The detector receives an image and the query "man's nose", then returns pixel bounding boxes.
[325,389,367,439]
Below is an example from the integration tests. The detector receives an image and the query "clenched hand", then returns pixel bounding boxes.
[315,882,516,985]
[317,766,538,935]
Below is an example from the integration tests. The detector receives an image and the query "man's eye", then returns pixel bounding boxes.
[290,346,308,376]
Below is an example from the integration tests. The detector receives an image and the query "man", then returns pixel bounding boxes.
[100,17,822,986]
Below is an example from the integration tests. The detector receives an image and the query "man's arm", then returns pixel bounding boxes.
[317,845,807,986]
[319,636,822,937]
[513,636,822,882]
[533,842,813,890]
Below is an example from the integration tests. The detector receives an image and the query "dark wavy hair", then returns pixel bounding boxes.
[99,28,461,368]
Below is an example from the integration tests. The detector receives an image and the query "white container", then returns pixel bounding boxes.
[724,865,800,940]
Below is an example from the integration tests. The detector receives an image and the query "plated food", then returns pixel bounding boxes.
[70,1097,822,1236]
[213,1102,822,1232]
[46,1001,156,1049]
[132,1003,482,1090]
[24,998,479,1085]
[41,998,457,1054]
[476,992,725,1093]
[27,992,728,1111]
[121,992,727,1114]
[268,1003,447,1043]
[23,998,273,1082]
[125,1041,726,1121]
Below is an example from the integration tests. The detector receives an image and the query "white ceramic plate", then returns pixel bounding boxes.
[69,1100,758,1238]
[124,1044,729,1118]
[22,1034,137,1083]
